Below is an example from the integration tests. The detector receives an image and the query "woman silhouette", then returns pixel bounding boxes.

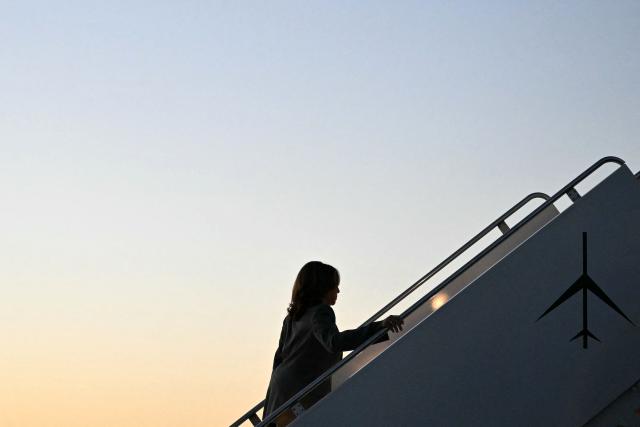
[263,261,403,425]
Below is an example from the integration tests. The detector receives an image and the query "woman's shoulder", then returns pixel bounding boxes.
[308,303,332,312]
[308,303,335,321]
[282,313,291,325]
[290,304,334,323]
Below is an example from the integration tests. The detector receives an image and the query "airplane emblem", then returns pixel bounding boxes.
[537,232,635,349]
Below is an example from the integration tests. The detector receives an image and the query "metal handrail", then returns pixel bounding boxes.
[256,156,626,427]
[230,192,550,426]
[230,400,265,427]
[361,191,550,326]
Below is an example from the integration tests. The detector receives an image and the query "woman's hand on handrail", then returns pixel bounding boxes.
[382,315,404,333]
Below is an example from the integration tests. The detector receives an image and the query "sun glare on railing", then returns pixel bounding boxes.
[430,293,449,310]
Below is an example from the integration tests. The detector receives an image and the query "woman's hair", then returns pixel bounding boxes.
[287,261,340,320]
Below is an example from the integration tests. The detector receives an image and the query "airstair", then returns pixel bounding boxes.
[231,156,640,427]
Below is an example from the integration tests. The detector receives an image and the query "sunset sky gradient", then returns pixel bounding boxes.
[2,2,640,426]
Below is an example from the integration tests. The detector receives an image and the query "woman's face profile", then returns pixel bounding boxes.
[325,285,340,305]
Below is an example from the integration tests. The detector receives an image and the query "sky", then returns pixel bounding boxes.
[1,2,639,426]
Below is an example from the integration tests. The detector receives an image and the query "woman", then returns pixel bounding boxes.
[263,261,403,424]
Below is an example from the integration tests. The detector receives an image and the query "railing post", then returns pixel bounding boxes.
[566,187,581,202]
[249,413,261,426]
[497,220,510,234]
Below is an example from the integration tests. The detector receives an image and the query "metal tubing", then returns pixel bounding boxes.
[230,400,266,427]
[361,192,550,326]
[231,193,548,427]
[253,156,626,427]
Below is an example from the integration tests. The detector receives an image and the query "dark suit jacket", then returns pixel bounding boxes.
[263,304,386,417]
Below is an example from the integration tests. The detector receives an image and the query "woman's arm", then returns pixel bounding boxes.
[311,305,387,353]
